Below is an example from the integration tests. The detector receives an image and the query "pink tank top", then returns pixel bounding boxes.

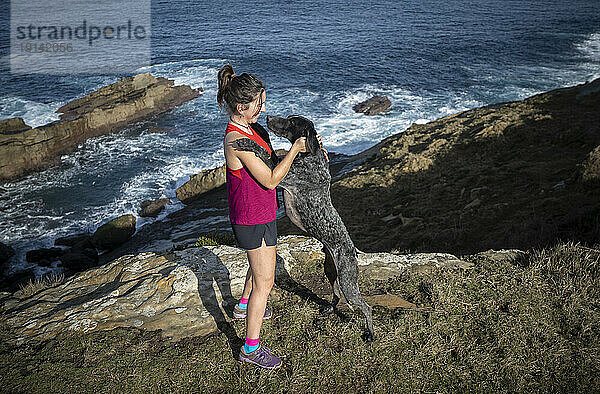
[225,122,277,225]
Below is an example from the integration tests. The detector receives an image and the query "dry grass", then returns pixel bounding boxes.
[15,272,65,299]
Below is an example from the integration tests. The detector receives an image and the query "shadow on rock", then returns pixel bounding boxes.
[187,247,241,358]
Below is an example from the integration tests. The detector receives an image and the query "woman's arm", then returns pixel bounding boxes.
[226,137,307,190]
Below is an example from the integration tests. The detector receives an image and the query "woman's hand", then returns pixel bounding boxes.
[316,133,329,162]
[293,137,308,153]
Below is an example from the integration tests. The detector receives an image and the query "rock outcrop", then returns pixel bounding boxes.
[352,95,392,115]
[0,73,201,183]
[176,164,226,205]
[0,235,471,345]
[0,118,31,134]
[25,247,64,266]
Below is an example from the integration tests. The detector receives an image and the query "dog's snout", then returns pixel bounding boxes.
[266,115,272,123]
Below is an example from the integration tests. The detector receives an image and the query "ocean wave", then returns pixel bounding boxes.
[266,84,486,155]
[135,58,227,89]
[575,32,600,60]
[0,96,65,128]
[574,32,600,80]
[0,124,227,276]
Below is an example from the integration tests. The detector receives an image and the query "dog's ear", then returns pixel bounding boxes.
[304,121,320,155]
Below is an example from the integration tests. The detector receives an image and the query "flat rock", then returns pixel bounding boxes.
[364,294,419,310]
[1,235,469,345]
[358,250,472,280]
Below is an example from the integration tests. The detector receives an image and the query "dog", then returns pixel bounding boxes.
[230,115,374,341]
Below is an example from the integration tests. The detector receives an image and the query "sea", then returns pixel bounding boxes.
[0,0,599,277]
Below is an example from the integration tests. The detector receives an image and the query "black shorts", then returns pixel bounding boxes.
[230,219,277,250]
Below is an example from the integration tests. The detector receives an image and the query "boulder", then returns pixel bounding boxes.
[92,214,137,251]
[54,233,93,247]
[21,234,100,272]
[139,198,170,218]
[60,235,99,272]
[0,73,201,183]
[176,164,226,205]
[58,249,98,272]
[25,247,64,266]
[352,95,392,115]
[1,235,470,345]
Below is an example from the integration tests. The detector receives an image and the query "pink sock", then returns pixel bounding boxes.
[245,336,259,353]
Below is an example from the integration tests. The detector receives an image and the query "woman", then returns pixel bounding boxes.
[218,64,326,370]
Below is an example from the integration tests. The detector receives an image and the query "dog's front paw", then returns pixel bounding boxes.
[361,330,375,343]
[319,304,334,315]
[230,138,274,168]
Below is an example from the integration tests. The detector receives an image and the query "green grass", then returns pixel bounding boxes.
[1,241,599,393]
[194,229,236,247]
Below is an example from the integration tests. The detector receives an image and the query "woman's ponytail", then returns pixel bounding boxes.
[217,64,236,109]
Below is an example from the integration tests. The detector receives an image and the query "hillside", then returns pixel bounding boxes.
[282,78,600,255]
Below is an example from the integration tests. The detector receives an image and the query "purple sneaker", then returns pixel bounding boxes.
[238,345,282,370]
[233,304,272,320]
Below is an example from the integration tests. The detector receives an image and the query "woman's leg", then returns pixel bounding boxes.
[241,266,253,300]
[245,237,276,339]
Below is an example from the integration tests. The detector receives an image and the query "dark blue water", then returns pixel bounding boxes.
[1,0,599,276]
